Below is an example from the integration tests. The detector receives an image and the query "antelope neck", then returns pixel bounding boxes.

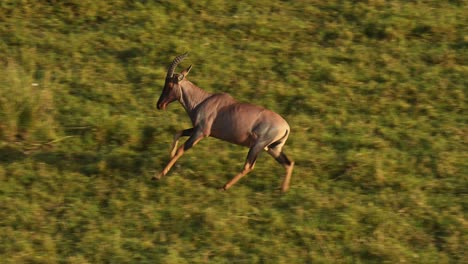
[179,81,212,114]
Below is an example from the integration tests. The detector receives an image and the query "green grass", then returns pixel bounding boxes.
[0,1,466,263]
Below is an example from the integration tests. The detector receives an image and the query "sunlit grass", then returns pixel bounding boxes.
[0,1,466,263]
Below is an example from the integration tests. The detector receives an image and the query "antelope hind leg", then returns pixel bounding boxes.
[222,144,263,191]
[267,148,294,192]
[281,160,294,192]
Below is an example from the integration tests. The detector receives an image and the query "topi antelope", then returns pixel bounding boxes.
[154,53,294,192]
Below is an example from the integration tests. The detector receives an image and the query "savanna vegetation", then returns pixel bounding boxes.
[0,0,466,263]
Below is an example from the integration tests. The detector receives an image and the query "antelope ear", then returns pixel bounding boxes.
[178,65,192,81]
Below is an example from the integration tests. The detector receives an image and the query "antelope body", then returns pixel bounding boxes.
[154,53,294,192]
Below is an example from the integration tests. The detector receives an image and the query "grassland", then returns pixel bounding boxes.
[0,0,466,263]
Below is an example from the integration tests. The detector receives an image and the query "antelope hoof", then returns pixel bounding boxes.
[275,186,289,193]
[152,173,164,181]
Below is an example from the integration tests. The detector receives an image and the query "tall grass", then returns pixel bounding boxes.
[0,60,58,142]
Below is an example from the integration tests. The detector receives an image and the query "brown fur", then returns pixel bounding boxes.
[154,54,294,192]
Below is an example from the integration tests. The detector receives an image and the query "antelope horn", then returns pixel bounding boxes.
[167,52,188,78]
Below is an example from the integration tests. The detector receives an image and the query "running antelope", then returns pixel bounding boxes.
[154,53,294,192]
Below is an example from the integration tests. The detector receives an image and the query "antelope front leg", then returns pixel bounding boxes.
[153,129,204,180]
[170,128,194,158]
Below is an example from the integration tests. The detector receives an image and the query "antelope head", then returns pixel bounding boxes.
[157,53,192,110]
